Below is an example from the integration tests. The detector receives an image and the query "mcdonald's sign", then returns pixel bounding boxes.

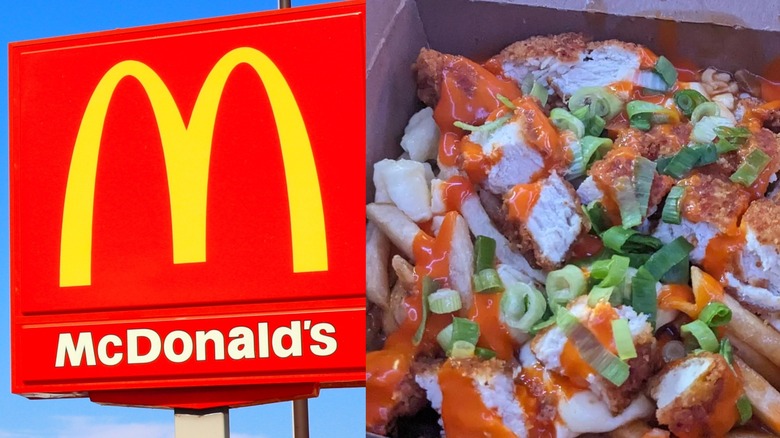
[10,1,366,408]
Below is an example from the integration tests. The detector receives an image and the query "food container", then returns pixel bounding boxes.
[366,0,780,436]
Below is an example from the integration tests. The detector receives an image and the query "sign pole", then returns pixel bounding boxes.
[174,408,230,438]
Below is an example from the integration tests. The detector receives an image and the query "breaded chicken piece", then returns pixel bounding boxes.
[613,124,691,161]
[413,48,458,108]
[531,298,658,414]
[649,352,742,438]
[505,171,586,270]
[654,174,751,263]
[366,359,429,436]
[728,198,780,311]
[414,358,530,437]
[494,34,646,101]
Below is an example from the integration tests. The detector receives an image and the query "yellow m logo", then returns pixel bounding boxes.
[60,47,328,287]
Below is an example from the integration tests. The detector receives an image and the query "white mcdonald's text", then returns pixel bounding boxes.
[54,320,338,367]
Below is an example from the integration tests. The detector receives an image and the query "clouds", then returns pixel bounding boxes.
[0,416,270,438]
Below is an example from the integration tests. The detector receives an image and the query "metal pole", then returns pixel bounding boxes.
[174,408,230,438]
[279,0,291,8]
[292,398,310,438]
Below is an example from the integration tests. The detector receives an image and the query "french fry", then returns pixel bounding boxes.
[383,279,407,334]
[366,222,390,309]
[607,421,654,438]
[727,334,780,390]
[459,194,544,283]
[448,213,474,311]
[734,357,780,435]
[724,294,780,368]
[366,203,420,262]
[391,255,415,290]
[727,428,777,438]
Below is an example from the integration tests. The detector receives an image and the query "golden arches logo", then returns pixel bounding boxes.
[60,47,328,287]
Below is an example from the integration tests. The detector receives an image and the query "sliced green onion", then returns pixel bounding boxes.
[585,115,606,136]
[450,340,476,359]
[661,145,701,179]
[601,226,662,254]
[413,277,439,345]
[550,108,585,138]
[454,115,511,132]
[716,139,739,154]
[692,116,734,143]
[662,256,690,285]
[716,126,751,143]
[521,74,535,95]
[569,87,623,120]
[530,81,549,106]
[452,317,480,346]
[614,176,642,228]
[661,186,685,225]
[497,93,517,110]
[653,56,678,88]
[475,347,497,360]
[581,136,613,168]
[691,102,720,123]
[643,237,694,281]
[681,320,719,352]
[557,308,630,386]
[428,288,463,314]
[584,201,611,234]
[612,318,638,360]
[627,252,652,268]
[634,157,656,218]
[571,105,590,121]
[626,100,673,131]
[546,265,587,305]
[500,282,547,332]
[656,155,673,174]
[737,395,753,425]
[720,337,733,365]
[691,143,719,166]
[631,267,658,326]
[475,235,497,271]
[590,259,612,281]
[674,89,708,117]
[601,255,631,288]
[731,148,771,187]
[698,301,732,327]
[530,314,557,334]
[474,268,504,293]
[436,324,453,352]
[588,286,615,306]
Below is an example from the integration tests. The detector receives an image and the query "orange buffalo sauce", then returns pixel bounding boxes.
[438,361,517,438]
[702,229,746,283]
[658,284,698,318]
[590,147,639,224]
[468,293,515,361]
[559,303,619,387]
[505,181,542,222]
[673,366,741,438]
[515,364,557,438]
[460,136,503,184]
[568,234,604,260]
[515,97,567,172]
[434,58,522,167]
[366,212,462,430]
[441,175,476,212]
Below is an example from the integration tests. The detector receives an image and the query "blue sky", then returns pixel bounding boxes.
[0,1,364,437]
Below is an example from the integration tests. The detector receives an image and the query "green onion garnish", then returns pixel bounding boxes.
[581,136,613,168]
[428,288,463,314]
[690,102,720,123]
[626,100,672,131]
[674,89,708,117]
[475,235,496,271]
[612,318,638,360]
[587,285,615,306]
[437,317,480,354]
[661,145,701,179]
[569,86,623,120]
[600,255,631,288]
[454,115,511,132]
[500,282,547,332]
[661,186,685,225]
[530,314,557,334]
[496,93,517,110]
[720,337,733,365]
[530,81,549,106]
[692,116,733,143]
[450,340,476,359]
[653,56,678,88]
[475,347,497,360]
[586,115,606,136]
[473,268,504,293]
[737,395,753,425]
[698,301,732,327]
[634,157,656,218]
[413,276,439,345]
[546,265,587,306]
[550,108,585,138]
[571,105,590,121]
[643,237,694,281]
[556,308,630,386]
[614,176,642,228]
[714,126,749,155]
[584,201,612,235]
[662,256,690,285]
[601,226,663,254]
[731,148,771,187]
[681,319,719,352]
[631,267,658,326]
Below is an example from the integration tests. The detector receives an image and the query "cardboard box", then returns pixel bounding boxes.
[367,0,780,200]
[366,0,780,435]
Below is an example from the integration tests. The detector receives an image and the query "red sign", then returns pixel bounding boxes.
[10,1,365,408]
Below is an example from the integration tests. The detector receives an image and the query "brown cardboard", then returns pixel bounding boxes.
[366,0,780,201]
